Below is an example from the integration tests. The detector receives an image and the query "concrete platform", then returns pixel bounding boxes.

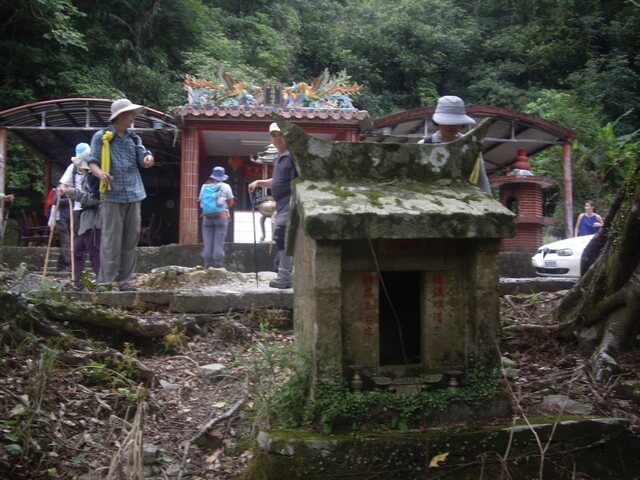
[70,282,293,314]
[67,276,574,314]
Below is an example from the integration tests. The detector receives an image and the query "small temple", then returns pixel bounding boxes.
[277,116,515,389]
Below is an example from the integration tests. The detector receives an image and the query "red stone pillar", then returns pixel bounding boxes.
[179,128,200,244]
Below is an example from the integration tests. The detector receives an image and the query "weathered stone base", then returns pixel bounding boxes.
[241,418,639,480]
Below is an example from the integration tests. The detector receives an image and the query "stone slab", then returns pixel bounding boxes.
[248,418,638,480]
[70,287,293,313]
[499,277,576,295]
[170,288,292,313]
[64,277,570,314]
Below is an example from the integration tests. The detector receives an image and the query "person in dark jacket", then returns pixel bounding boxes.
[248,122,298,289]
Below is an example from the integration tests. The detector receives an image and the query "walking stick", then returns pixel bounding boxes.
[42,193,61,285]
[250,192,259,287]
[68,197,75,283]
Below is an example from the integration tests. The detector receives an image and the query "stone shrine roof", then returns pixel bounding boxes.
[290,179,515,240]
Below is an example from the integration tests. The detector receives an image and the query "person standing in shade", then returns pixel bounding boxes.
[87,99,154,292]
[63,144,101,290]
[199,166,234,268]
[575,200,603,236]
[52,186,72,271]
[421,95,491,194]
[248,122,298,289]
[59,143,88,233]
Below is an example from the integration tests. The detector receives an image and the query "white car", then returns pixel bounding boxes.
[531,234,595,277]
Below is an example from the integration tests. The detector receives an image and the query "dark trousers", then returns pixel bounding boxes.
[74,228,101,283]
[56,219,71,270]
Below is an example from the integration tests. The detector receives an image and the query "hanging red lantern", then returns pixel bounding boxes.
[228,156,244,171]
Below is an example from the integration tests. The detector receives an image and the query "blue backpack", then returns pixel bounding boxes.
[200,183,225,215]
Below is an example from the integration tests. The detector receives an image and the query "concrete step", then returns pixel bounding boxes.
[70,283,293,314]
[67,277,574,315]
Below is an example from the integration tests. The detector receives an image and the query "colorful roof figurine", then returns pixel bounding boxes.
[183,68,361,110]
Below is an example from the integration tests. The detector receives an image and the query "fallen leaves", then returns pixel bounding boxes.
[428,451,449,468]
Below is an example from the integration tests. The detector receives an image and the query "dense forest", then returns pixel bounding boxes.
[1,0,639,230]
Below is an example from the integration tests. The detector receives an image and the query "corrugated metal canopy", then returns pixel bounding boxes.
[361,105,576,175]
[0,98,180,168]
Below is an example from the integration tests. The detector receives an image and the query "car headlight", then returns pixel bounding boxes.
[556,248,573,256]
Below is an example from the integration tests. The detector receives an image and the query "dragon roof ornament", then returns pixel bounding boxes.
[185,69,361,109]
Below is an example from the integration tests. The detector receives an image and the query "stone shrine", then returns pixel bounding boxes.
[277,116,516,390]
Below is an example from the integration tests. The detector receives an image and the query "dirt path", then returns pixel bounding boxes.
[1,278,638,479]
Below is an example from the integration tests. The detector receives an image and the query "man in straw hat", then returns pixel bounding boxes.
[87,99,154,291]
[421,95,490,193]
[248,122,298,289]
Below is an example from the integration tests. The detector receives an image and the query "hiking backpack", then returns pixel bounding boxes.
[200,183,225,215]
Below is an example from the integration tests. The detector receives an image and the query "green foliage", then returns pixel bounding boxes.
[2,403,50,463]
[1,0,639,212]
[162,326,186,353]
[524,89,638,233]
[82,342,140,389]
[242,321,307,429]
[266,354,501,434]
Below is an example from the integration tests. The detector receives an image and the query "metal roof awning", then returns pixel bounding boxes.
[0,98,180,168]
[361,105,576,175]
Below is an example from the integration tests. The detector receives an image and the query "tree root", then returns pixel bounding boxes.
[1,291,156,385]
[177,395,247,480]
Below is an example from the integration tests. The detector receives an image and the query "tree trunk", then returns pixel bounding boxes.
[556,157,640,382]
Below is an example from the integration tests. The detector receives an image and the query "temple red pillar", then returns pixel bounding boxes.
[562,143,573,238]
[179,127,200,244]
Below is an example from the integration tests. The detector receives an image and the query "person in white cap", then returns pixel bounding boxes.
[87,98,154,291]
[422,96,490,193]
[59,142,90,232]
[248,122,298,289]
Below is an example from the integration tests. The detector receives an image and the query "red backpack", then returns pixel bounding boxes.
[44,188,56,217]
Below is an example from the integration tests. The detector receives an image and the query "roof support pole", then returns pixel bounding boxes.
[562,143,573,237]
[0,128,6,247]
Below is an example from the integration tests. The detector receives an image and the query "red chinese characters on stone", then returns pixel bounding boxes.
[430,272,448,337]
[361,273,377,337]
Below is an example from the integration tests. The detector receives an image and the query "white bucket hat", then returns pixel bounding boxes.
[109,98,145,122]
[210,166,229,182]
[268,122,281,134]
[72,142,91,170]
[432,96,476,126]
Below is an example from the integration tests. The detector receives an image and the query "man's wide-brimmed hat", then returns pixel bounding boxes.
[210,166,228,182]
[432,96,476,126]
[109,98,145,122]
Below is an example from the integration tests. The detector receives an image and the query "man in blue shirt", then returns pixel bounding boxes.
[88,99,154,291]
[248,122,298,289]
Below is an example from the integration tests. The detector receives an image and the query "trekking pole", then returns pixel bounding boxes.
[250,191,259,287]
[42,193,61,285]
[68,197,75,283]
